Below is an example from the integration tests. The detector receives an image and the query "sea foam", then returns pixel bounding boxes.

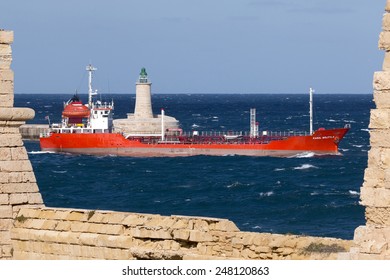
[294,164,318,170]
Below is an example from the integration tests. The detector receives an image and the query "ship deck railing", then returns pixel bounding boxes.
[179,130,310,137]
[129,130,310,145]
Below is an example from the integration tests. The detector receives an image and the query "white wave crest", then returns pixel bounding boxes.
[274,168,285,172]
[28,151,55,154]
[52,170,67,174]
[259,191,274,197]
[226,181,249,188]
[352,144,363,148]
[349,190,360,196]
[293,164,318,170]
[290,152,315,158]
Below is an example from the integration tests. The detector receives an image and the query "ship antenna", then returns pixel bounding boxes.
[161,108,165,141]
[309,87,314,135]
[86,64,97,108]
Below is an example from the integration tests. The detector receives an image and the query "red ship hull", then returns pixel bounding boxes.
[40,128,349,157]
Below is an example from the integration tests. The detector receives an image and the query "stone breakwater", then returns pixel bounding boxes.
[11,207,352,260]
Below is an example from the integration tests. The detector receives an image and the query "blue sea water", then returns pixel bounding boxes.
[15,93,373,240]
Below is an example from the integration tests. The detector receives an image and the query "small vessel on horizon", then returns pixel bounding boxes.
[39,65,350,157]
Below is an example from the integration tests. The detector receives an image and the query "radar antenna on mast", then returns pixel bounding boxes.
[86,64,98,108]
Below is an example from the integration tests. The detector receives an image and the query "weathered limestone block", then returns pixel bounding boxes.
[35,209,56,220]
[0,44,11,56]
[144,216,174,229]
[0,126,19,134]
[379,31,390,51]
[55,221,71,231]
[0,219,12,231]
[189,230,213,242]
[367,147,382,167]
[384,13,390,32]
[69,221,90,232]
[154,217,177,228]
[9,193,28,205]
[0,194,9,205]
[172,229,190,241]
[87,223,123,235]
[0,160,33,172]
[0,30,13,44]
[379,147,390,168]
[0,134,23,147]
[0,147,11,160]
[79,233,99,246]
[16,208,41,219]
[0,55,12,70]
[363,167,385,184]
[0,205,12,218]
[171,218,188,229]
[214,220,240,232]
[365,207,390,225]
[0,108,35,121]
[0,69,13,81]
[383,52,390,71]
[0,183,40,194]
[369,109,390,128]
[130,227,173,240]
[370,130,390,148]
[97,212,128,224]
[373,71,390,91]
[27,193,43,204]
[387,0,390,12]
[0,80,15,96]
[193,219,209,231]
[354,226,390,255]
[66,211,88,222]
[360,187,390,207]
[0,94,13,107]
[122,214,148,226]
[58,232,81,245]
[97,235,133,249]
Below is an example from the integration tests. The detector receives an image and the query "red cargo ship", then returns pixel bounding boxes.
[40,66,349,157]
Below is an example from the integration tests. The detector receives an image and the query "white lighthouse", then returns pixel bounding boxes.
[134,68,153,119]
[113,68,179,135]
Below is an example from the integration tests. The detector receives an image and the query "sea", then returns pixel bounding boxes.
[15,93,373,240]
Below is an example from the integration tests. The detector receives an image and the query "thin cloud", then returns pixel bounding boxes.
[288,6,355,15]
[248,0,290,8]
[249,1,354,15]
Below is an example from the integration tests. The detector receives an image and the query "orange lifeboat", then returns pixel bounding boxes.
[62,102,90,118]
[62,95,90,124]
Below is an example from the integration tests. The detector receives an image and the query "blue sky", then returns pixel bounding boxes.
[0,0,386,94]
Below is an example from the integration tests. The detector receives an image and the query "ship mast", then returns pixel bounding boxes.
[86,64,97,108]
[309,87,314,135]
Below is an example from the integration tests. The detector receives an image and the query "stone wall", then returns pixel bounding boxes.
[347,0,390,260]
[0,30,44,260]
[10,207,352,260]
